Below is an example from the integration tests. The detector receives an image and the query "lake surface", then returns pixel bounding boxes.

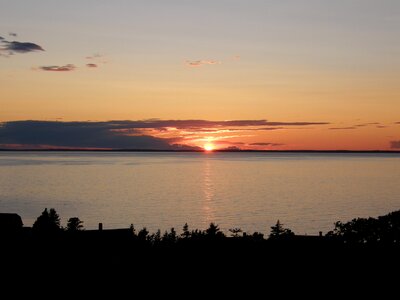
[1,151,400,235]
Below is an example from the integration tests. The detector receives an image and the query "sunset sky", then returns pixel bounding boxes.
[1,0,399,150]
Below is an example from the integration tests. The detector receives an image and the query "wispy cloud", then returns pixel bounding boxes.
[9,32,17,37]
[186,54,241,68]
[185,60,221,67]
[329,127,357,130]
[118,119,328,129]
[249,142,283,146]
[265,122,328,126]
[214,141,245,146]
[38,64,76,72]
[249,127,284,131]
[390,141,400,149]
[85,53,107,66]
[193,127,284,133]
[86,53,103,60]
[0,39,44,55]
[329,122,388,130]
[355,122,380,127]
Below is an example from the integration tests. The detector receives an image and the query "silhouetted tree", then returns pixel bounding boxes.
[66,217,84,231]
[129,224,136,236]
[163,227,177,244]
[154,229,162,244]
[206,223,225,238]
[181,223,191,239]
[269,220,294,239]
[138,227,149,241]
[191,229,205,239]
[148,229,162,245]
[229,227,242,238]
[32,208,61,234]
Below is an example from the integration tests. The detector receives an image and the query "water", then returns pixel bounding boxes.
[1,151,399,235]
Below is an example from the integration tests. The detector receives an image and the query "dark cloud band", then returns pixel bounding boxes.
[0,120,176,150]
[0,119,328,150]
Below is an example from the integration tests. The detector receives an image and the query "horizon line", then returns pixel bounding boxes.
[1,149,399,154]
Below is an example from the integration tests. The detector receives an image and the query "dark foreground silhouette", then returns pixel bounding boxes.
[1,209,400,287]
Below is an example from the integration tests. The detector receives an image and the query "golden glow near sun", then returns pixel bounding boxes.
[204,144,214,151]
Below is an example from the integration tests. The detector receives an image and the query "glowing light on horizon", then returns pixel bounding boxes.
[204,143,214,152]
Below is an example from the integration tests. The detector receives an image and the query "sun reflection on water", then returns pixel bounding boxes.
[202,158,215,226]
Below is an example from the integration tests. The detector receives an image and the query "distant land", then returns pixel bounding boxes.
[0,149,400,153]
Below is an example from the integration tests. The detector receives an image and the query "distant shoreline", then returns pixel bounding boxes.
[1,149,400,154]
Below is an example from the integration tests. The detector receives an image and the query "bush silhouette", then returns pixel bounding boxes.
[229,227,242,238]
[66,217,84,231]
[327,210,400,244]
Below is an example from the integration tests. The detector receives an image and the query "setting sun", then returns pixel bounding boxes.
[204,144,214,152]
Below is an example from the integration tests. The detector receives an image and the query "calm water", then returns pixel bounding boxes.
[1,151,400,235]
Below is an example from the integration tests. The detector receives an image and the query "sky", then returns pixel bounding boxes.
[1,0,399,150]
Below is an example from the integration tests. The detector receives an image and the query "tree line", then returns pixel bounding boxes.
[30,208,400,245]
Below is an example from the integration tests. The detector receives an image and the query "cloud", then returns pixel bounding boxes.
[251,127,284,131]
[200,127,284,133]
[107,119,266,130]
[329,127,356,130]
[355,122,380,127]
[265,122,329,126]
[9,32,17,37]
[214,141,245,146]
[1,40,44,54]
[85,53,107,66]
[390,141,400,149]
[38,64,76,72]
[0,36,4,40]
[376,125,387,129]
[185,60,221,67]
[0,119,329,150]
[112,119,328,130]
[86,53,103,60]
[250,142,283,147]
[0,121,184,150]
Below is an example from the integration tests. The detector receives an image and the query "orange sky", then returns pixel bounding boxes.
[1,1,399,150]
